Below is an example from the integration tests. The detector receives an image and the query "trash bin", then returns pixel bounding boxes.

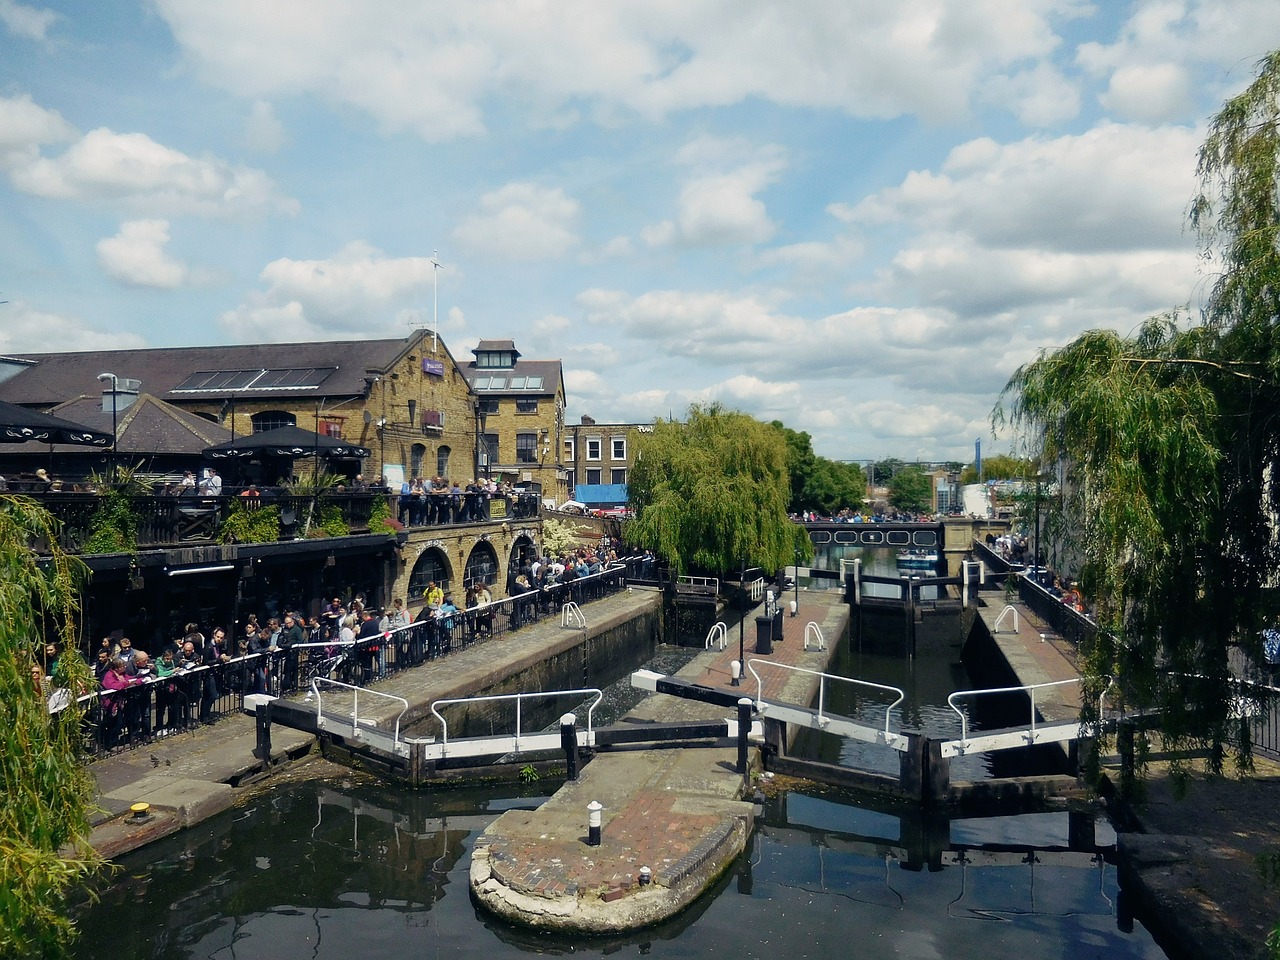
[755,615,773,655]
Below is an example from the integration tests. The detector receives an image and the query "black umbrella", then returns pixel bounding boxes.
[202,424,370,460]
[0,399,112,446]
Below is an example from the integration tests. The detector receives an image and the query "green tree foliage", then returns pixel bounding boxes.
[769,421,867,514]
[626,404,812,576]
[887,464,932,513]
[870,458,904,484]
[959,453,1033,484]
[997,51,1280,781]
[0,495,102,954]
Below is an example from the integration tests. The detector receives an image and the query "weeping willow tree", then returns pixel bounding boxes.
[0,495,102,956]
[997,51,1280,781]
[625,403,812,577]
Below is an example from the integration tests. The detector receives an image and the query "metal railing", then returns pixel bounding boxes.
[309,677,409,746]
[745,658,905,744]
[944,677,1117,758]
[428,687,603,755]
[20,489,541,553]
[76,562,630,760]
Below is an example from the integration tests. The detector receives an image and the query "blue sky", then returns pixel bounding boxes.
[3,1,1280,461]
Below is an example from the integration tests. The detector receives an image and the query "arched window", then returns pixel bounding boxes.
[251,410,296,433]
[437,445,451,478]
[408,548,452,598]
[410,443,426,478]
[463,541,499,590]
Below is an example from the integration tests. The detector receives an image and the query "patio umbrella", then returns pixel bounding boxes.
[0,399,112,446]
[202,424,370,460]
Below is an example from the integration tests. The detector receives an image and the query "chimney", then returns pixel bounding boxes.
[102,377,141,412]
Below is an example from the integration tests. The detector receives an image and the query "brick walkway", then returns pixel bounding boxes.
[471,591,852,933]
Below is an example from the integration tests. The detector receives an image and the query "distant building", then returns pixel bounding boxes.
[563,415,652,505]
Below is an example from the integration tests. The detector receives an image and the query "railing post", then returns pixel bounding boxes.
[561,712,579,781]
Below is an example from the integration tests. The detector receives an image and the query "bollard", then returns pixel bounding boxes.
[730,659,742,687]
[737,697,753,781]
[789,599,797,618]
[638,865,652,886]
[560,713,579,782]
[587,800,603,846]
[254,698,272,763]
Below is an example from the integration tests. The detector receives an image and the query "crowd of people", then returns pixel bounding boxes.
[395,476,539,526]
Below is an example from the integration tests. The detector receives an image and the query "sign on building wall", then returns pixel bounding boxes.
[422,358,445,377]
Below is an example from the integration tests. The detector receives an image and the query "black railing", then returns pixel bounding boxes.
[15,490,541,554]
[77,563,630,758]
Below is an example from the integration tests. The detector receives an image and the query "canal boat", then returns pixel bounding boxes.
[896,548,938,570]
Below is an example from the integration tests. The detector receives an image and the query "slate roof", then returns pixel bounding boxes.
[462,339,563,397]
[44,393,233,455]
[0,338,417,408]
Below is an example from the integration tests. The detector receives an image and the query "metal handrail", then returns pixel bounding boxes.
[705,621,728,650]
[946,676,1116,747]
[746,659,904,740]
[561,601,586,628]
[803,622,826,651]
[429,687,603,751]
[310,677,410,744]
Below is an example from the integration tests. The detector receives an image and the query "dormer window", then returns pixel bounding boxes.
[475,350,516,369]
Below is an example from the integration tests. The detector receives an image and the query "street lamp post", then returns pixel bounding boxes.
[793,547,800,616]
[734,557,747,686]
[96,372,118,469]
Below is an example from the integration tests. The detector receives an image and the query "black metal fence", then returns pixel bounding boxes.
[78,562,630,757]
[20,489,542,554]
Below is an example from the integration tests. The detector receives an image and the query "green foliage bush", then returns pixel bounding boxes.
[218,503,281,544]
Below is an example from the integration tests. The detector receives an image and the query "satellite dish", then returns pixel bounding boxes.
[363,410,373,424]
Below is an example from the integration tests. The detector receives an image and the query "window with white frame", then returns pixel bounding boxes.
[563,437,575,461]
[586,468,602,484]
[611,436,626,460]
[586,437,601,460]
[611,468,627,485]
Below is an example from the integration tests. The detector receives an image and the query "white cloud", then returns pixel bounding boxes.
[8,123,298,218]
[452,182,580,261]
[153,0,1092,140]
[982,62,1081,126]
[1099,63,1194,123]
[0,0,57,41]
[643,137,786,248]
[219,241,438,341]
[0,93,76,168]
[244,100,287,153]
[851,124,1199,253]
[0,302,148,352]
[96,220,191,288]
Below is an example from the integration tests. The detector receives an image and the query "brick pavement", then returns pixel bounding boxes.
[470,590,851,933]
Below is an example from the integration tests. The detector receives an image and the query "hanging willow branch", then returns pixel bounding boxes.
[0,495,103,956]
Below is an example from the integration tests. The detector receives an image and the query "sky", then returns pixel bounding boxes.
[3,1,1280,463]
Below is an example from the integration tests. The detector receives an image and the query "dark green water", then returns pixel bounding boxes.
[70,777,1167,960]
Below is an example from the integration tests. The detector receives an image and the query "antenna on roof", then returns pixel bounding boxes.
[429,250,442,355]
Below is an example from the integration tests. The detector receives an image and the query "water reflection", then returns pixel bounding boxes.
[72,779,1166,960]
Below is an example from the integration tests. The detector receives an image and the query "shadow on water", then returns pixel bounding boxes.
[70,777,1168,960]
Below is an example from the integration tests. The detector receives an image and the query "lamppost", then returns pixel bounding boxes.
[734,557,747,686]
[793,546,801,616]
[473,399,489,481]
[96,372,118,468]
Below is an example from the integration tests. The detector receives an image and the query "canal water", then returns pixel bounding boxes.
[70,776,1167,960]
[69,566,1172,960]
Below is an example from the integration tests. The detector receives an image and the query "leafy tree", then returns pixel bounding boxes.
[769,421,867,514]
[626,404,812,577]
[887,464,932,513]
[996,51,1280,783]
[0,495,102,954]
[959,453,1033,484]
[870,458,904,485]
